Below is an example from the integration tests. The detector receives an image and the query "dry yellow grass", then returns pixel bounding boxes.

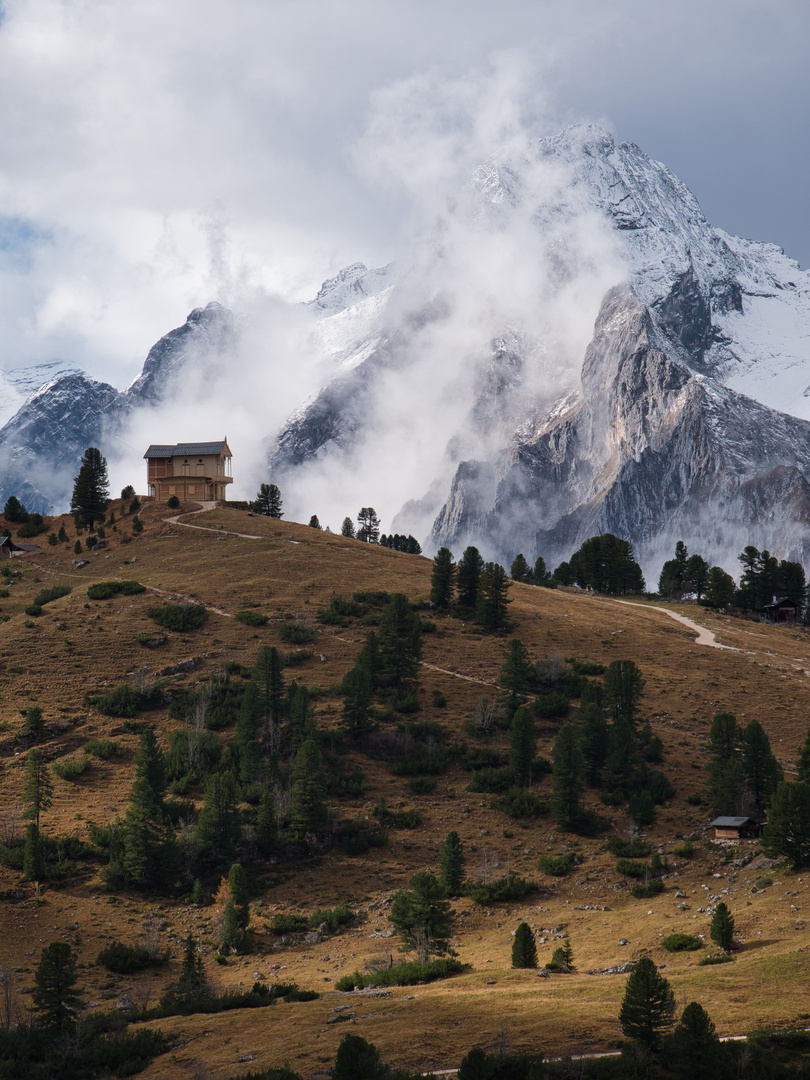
[2,501,810,1078]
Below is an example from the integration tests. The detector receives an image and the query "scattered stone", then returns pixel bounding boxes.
[116,997,135,1011]
[238,1054,255,1063]
[586,962,637,976]
[617,938,629,946]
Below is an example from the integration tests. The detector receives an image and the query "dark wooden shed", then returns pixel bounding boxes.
[709,816,755,840]
[762,596,799,623]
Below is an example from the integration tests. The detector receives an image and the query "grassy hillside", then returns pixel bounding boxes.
[2,499,810,1078]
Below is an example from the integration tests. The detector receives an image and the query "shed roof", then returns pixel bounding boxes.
[763,596,797,609]
[144,440,230,459]
[709,816,751,828]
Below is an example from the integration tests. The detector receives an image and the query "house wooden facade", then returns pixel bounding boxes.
[709,816,755,840]
[144,440,233,502]
[762,596,799,623]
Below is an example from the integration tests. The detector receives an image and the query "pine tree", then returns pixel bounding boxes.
[551,723,585,830]
[196,772,241,869]
[3,495,28,522]
[356,507,381,543]
[550,933,574,971]
[340,516,355,538]
[376,593,423,689]
[709,901,735,952]
[288,682,316,755]
[533,556,549,585]
[70,447,109,529]
[578,694,608,785]
[475,562,510,631]
[438,830,466,895]
[458,1047,496,1080]
[703,565,736,608]
[457,546,484,608]
[762,781,810,868]
[658,540,689,598]
[603,660,644,726]
[511,922,538,968]
[220,900,242,952]
[33,941,82,1030]
[255,786,277,857]
[498,638,533,720]
[707,712,743,814]
[171,934,208,1003]
[309,515,321,529]
[22,748,53,830]
[253,646,285,751]
[510,554,531,582]
[619,956,675,1049]
[430,547,456,609]
[685,554,709,599]
[227,863,250,929]
[289,740,328,842]
[664,1001,723,1080]
[235,680,262,784]
[605,714,637,796]
[134,725,166,802]
[23,823,46,881]
[797,730,810,783]
[330,1034,388,1080]
[742,718,782,811]
[253,483,283,518]
[341,664,374,737]
[21,705,45,740]
[389,870,453,957]
[509,706,537,789]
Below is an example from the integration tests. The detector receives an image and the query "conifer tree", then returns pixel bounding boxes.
[253,483,283,518]
[578,690,608,785]
[511,922,538,968]
[288,682,316,755]
[509,554,531,582]
[603,660,644,726]
[550,933,574,971]
[798,730,810,784]
[171,934,208,1003]
[70,446,109,529]
[430,547,456,609]
[330,1034,387,1080]
[709,901,735,953]
[533,556,549,585]
[456,546,484,608]
[551,723,585,829]
[376,593,423,689]
[685,554,709,599]
[289,740,328,842]
[308,515,321,529]
[356,507,381,543]
[21,705,45,740]
[703,565,736,608]
[253,646,285,751]
[196,772,241,868]
[475,562,510,631]
[228,862,250,929]
[235,680,262,784]
[134,725,166,802]
[255,786,277,857]
[605,714,637,796]
[619,956,675,1049]
[498,638,534,720]
[742,718,782,811]
[509,706,537,789]
[438,830,466,895]
[22,748,53,830]
[707,711,743,813]
[23,823,46,881]
[664,1002,723,1080]
[762,781,810,867]
[33,941,82,1031]
[341,665,374,737]
[390,870,453,958]
[340,517,355,538]
[3,494,27,522]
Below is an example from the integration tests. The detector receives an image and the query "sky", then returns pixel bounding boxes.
[0,0,808,399]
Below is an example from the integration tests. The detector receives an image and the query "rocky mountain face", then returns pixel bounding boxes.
[0,302,235,512]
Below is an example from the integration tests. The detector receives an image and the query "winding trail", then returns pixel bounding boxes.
[611,599,739,650]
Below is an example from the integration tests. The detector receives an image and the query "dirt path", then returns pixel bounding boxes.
[420,661,498,688]
[611,599,738,650]
[166,503,264,540]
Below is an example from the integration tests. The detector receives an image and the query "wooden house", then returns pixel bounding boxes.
[144,440,233,502]
[709,816,754,840]
[0,536,20,558]
[762,596,799,623]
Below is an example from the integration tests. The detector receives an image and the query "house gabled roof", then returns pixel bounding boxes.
[763,596,797,609]
[709,816,751,828]
[144,440,231,459]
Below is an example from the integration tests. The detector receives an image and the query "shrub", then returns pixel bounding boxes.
[615,859,647,879]
[661,933,702,952]
[277,621,317,643]
[352,590,391,608]
[147,603,208,631]
[270,914,309,935]
[606,836,651,858]
[673,839,694,858]
[631,880,665,899]
[534,692,570,719]
[309,903,355,933]
[538,853,581,877]
[698,953,735,966]
[97,941,169,974]
[92,685,139,718]
[467,873,537,904]
[568,659,606,675]
[24,604,43,617]
[83,738,127,760]
[167,495,180,508]
[52,757,91,781]
[136,632,168,648]
[32,584,72,607]
[408,776,437,794]
[87,580,145,600]
[493,788,547,819]
[466,766,514,794]
[282,648,314,667]
[235,610,269,626]
[335,958,465,991]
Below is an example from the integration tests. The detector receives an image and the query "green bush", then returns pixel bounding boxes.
[167,495,180,509]
[53,757,91,781]
[567,659,606,675]
[33,584,72,606]
[282,648,314,666]
[673,839,694,858]
[534,692,570,719]
[87,580,146,600]
[606,836,651,858]
[277,621,317,643]
[408,775,437,794]
[538,853,580,877]
[24,604,43,616]
[84,738,127,760]
[97,941,169,973]
[352,590,391,608]
[371,800,422,829]
[698,953,735,966]
[493,788,547,819]
[615,858,647,879]
[92,684,139,718]
[335,958,465,991]
[136,632,168,648]
[270,914,309,935]
[147,602,208,631]
[309,903,355,933]
[235,610,269,626]
[466,766,514,793]
[661,933,702,952]
[630,880,665,899]
[467,873,537,904]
